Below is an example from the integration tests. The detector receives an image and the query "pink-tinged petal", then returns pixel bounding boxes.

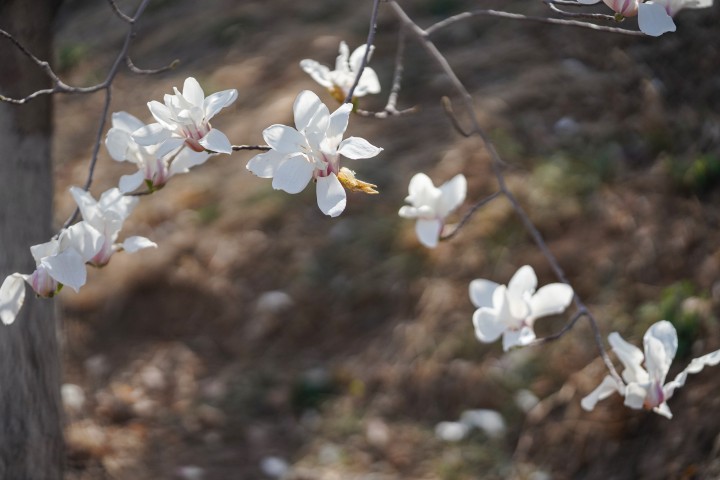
[643,321,677,384]
[469,279,499,308]
[118,171,145,194]
[316,173,347,217]
[502,326,536,351]
[337,136,382,160]
[415,218,442,248]
[472,308,505,343]
[133,122,171,146]
[271,155,315,194]
[0,274,26,325]
[122,236,157,253]
[170,149,210,176]
[528,283,574,320]
[508,265,538,298]
[246,149,286,179]
[203,89,238,120]
[325,103,353,150]
[299,60,334,89]
[638,2,676,36]
[577,0,601,3]
[581,375,621,411]
[182,77,205,108]
[42,249,87,292]
[105,128,134,161]
[293,90,326,132]
[437,174,467,218]
[199,128,232,154]
[609,332,648,384]
[111,111,145,134]
[623,382,649,410]
[263,125,306,154]
[147,101,176,129]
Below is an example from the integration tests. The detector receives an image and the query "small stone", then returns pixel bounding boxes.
[366,418,390,448]
[256,291,294,315]
[260,456,289,478]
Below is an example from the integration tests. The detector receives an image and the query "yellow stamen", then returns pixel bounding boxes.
[338,167,379,194]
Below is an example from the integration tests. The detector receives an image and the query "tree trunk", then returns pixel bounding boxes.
[0,0,63,478]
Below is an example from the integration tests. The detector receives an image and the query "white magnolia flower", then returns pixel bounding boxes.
[70,187,157,267]
[246,90,382,217]
[581,320,720,418]
[132,77,237,155]
[300,41,381,103]
[106,111,211,193]
[469,265,574,351]
[577,0,713,36]
[398,173,467,249]
[0,222,103,325]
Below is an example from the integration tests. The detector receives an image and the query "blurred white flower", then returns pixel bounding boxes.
[246,90,382,217]
[300,41,381,103]
[0,222,103,325]
[398,173,466,248]
[106,111,210,193]
[469,265,574,351]
[581,320,720,418]
[133,77,237,154]
[70,187,156,267]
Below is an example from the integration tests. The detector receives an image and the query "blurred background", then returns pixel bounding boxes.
[49,0,720,478]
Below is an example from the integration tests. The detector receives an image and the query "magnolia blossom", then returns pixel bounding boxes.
[581,320,720,418]
[578,0,713,36]
[246,90,382,217]
[70,187,156,266]
[133,77,237,155]
[469,265,574,351]
[0,222,103,325]
[300,41,381,103]
[106,112,211,193]
[398,173,466,248]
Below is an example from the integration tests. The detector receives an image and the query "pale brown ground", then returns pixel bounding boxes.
[47,0,720,479]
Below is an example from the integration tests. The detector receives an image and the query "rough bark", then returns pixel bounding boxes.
[0,0,64,478]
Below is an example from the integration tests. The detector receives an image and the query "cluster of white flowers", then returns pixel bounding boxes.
[578,0,713,36]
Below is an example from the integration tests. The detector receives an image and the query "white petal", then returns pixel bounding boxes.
[132,122,171,146]
[638,2,677,37]
[182,77,205,108]
[69,187,100,226]
[581,375,621,411]
[0,274,26,325]
[356,67,381,96]
[472,308,505,343]
[437,174,467,218]
[263,125,306,154]
[293,90,326,132]
[643,320,677,384]
[609,332,649,384]
[653,402,673,419]
[316,173,347,217]
[122,236,157,253]
[199,128,232,154]
[147,101,176,129]
[203,89,238,120]
[324,103,353,151]
[271,155,314,194]
[155,137,186,159]
[61,222,103,262]
[577,0,602,3]
[30,239,60,263]
[623,382,649,410]
[502,326,535,351]
[105,128,134,161]
[337,136,383,160]
[42,249,87,292]
[469,279,499,308]
[246,149,286,178]
[170,149,210,176]
[415,218,442,248]
[335,41,351,72]
[398,205,419,219]
[119,171,145,193]
[111,111,145,134]
[528,283,574,320]
[508,265,537,298]
[664,348,720,400]
[299,60,333,89]
[349,44,373,73]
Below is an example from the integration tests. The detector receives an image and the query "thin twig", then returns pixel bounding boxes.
[126,56,180,75]
[344,0,382,103]
[441,96,472,138]
[389,1,622,382]
[106,0,133,23]
[545,2,617,21]
[440,191,501,241]
[232,144,271,152]
[425,8,643,36]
